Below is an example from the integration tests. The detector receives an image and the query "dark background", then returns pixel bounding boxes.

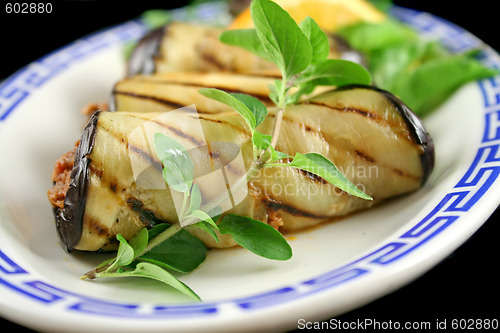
[1,0,498,331]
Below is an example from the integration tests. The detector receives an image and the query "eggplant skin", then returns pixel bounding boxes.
[55,112,100,252]
[340,84,434,184]
[127,27,164,77]
[376,87,434,184]
[50,85,434,252]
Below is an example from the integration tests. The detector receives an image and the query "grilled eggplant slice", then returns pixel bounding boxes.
[49,85,433,252]
[127,21,365,77]
[111,72,275,113]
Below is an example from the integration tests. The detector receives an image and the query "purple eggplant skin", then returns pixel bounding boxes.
[379,88,435,185]
[54,112,100,252]
[127,26,165,77]
[333,84,434,185]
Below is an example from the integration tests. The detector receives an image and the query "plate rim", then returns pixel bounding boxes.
[1,4,500,332]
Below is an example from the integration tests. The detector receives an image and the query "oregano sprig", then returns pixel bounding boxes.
[215,0,373,198]
[81,0,372,301]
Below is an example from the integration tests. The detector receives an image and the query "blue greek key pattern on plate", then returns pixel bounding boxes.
[1,6,499,318]
[0,20,147,121]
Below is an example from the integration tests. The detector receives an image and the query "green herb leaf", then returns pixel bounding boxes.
[129,228,148,257]
[218,214,292,260]
[269,146,289,162]
[230,93,268,127]
[368,0,394,12]
[219,29,273,63]
[186,208,221,243]
[252,131,272,151]
[384,51,499,115]
[338,19,498,115]
[140,224,207,273]
[187,209,218,229]
[154,133,193,193]
[140,9,172,30]
[297,59,372,87]
[102,262,200,301]
[106,234,135,272]
[187,184,202,214]
[199,88,256,131]
[337,20,418,54]
[299,16,329,64]
[266,153,372,200]
[250,0,312,77]
[188,220,220,243]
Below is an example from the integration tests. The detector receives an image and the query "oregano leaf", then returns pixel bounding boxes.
[107,234,135,271]
[154,133,194,193]
[129,228,148,258]
[289,153,372,200]
[252,131,272,151]
[199,88,256,131]
[229,92,268,127]
[219,28,273,63]
[297,59,372,87]
[250,0,312,77]
[218,214,292,260]
[299,16,330,64]
[140,224,207,273]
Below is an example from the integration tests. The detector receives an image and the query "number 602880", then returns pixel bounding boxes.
[5,3,53,14]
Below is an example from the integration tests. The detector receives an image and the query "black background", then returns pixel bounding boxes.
[1,1,498,331]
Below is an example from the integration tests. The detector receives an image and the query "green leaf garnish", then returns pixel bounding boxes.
[252,131,272,151]
[266,153,372,200]
[338,20,498,115]
[198,88,257,131]
[188,220,220,243]
[140,9,172,30]
[100,262,200,301]
[383,51,498,115]
[131,262,200,301]
[140,224,207,273]
[250,0,312,77]
[218,214,292,261]
[106,234,135,272]
[299,16,329,64]
[154,132,194,193]
[230,92,268,127]
[219,28,273,63]
[187,184,202,214]
[297,59,372,87]
[129,228,148,258]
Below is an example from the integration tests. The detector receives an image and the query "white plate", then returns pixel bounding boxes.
[1,4,500,332]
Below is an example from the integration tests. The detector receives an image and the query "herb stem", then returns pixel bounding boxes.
[269,107,284,149]
[269,75,288,149]
[140,223,182,256]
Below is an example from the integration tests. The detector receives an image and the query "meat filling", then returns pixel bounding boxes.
[47,141,78,208]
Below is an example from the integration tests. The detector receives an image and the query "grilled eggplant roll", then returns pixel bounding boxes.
[48,85,434,252]
[127,21,365,77]
[111,72,275,113]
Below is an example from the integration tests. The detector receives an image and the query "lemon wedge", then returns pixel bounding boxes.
[229,0,386,32]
